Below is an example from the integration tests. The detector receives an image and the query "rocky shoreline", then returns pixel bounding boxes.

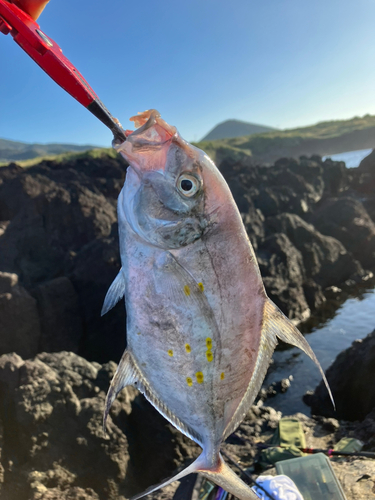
[0,149,375,499]
[0,151,374,363]
[0,351,373,499]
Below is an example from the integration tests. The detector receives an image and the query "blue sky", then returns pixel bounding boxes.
[1,0,375,146]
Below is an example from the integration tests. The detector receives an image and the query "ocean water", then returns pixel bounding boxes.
[322,148,373,168]
[264,285,375,415]
[263,147,374,413]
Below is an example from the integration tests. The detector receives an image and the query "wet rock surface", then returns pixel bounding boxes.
[1,152,374,361]
[0,351,373,500]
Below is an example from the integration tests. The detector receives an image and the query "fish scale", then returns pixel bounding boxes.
[101,109,334,500]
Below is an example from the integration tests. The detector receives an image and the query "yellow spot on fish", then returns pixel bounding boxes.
[206,351,213,362]
[137,332,141,335]
[186,377,193,387]
[168,349,173,357]
[206,338,212,349]
[184,285,190,296]
[221,372,225,380]
[198,282,204,292]
[196,371,204,384]
[185,344,191,353]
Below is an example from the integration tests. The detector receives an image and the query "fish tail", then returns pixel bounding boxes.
[130,452,258,500]
[129,453,206,500]
[199,453,259,500]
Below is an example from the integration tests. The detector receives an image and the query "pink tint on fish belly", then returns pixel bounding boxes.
[115,110,267,446]
[103,110,333,500]
[171,172,266,435]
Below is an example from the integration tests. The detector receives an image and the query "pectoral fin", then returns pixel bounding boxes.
[264,299,335,409]
[101,268,125,316]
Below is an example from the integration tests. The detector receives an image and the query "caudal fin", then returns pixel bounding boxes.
[130,452,258,500]
[130,453,206,500]
[200,453,259,500]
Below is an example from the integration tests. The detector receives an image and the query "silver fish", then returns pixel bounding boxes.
[102,110,333,500]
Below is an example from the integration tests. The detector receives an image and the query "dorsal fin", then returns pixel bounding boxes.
[264,299,335,409]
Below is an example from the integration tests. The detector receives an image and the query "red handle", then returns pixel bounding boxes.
[0,0,126,143]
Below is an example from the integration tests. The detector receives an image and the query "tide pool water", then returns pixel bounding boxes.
[323,148,372,168]
[264,286,375,414]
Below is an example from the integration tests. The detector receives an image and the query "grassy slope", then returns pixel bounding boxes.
[0,148,116,168]
[0,138,97,163]
[2,114,374,168]
[195,114,375,163]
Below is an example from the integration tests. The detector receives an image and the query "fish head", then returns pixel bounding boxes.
[115,110,230,249]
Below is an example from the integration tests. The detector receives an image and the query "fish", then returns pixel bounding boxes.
[101,109,333,500]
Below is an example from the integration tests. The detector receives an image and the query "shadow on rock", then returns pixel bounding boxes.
[0,352,197,500]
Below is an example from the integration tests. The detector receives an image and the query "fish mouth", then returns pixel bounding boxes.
[115,109,177,149]
[128,110,161,138]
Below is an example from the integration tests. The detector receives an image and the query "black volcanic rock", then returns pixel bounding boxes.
[0,171,116,286]
[222,160,325,218]
[311,197,375,270]
[349,150,375,220]
[307,329,375,421]
[357,148,375,173]
[0,351,372,500]
[265,213,362,288]
[321,158,348,195]
[31,277,83,354]
[0,352,197,500]
[0,155,127,362]
[66,236,125,364]
[257,233,310,321]
[0,152,373,361]
[0,272,41,358]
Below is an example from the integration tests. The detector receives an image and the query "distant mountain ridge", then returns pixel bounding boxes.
[201,119,277,141]
[197,114,375,165]
[0,138,97,162]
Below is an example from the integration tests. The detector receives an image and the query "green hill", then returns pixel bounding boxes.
[2,114,375,168]
[196,115,375,164]
[201,119,277,141]
[0,138,98,163]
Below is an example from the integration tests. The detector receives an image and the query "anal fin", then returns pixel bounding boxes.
[103,349,202,444]
[264,299,335,409]
[103,350,137,431]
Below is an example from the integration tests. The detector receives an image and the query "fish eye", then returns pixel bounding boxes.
[177,173,201,197]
